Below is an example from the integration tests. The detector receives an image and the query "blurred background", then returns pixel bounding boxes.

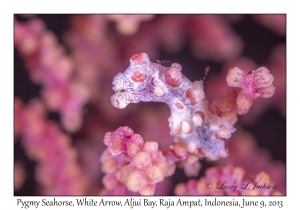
[14,14,286,195]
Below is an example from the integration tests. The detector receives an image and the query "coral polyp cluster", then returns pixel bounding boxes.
[100,126,204,195]
[110,53,275,160]
[100,126,173,195]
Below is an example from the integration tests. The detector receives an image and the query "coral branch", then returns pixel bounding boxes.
[100,126,174,195]
[110,53,275,160]
[14,18,89,132]
[14,98,87,195]
[101,126,209,195]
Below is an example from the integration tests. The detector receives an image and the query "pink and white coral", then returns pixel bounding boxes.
[100,126,174,195]
[100,126,205,195]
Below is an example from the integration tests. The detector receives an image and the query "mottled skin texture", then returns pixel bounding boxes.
[111,53,233,160]
[110,53,274,160]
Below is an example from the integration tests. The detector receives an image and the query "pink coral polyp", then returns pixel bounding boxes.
[100,126,171,195]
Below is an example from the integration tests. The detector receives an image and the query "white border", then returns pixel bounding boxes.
[1,1,297,209]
